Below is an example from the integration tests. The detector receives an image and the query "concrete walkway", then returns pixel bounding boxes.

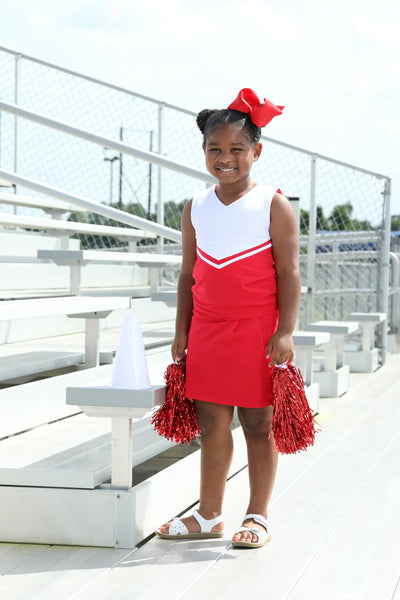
[1,351,399,599]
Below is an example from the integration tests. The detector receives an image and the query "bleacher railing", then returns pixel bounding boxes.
[0,46,394,343]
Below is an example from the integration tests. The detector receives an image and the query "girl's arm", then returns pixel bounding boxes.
[267,192,301,366]
[172,200,197,361]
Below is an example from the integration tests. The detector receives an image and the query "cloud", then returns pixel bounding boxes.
[57,0,144,33]
[0,0,398,210]
[355,11,400,48]
[228,1,298,38]
[59,0,217,41]
[380,119,400,137]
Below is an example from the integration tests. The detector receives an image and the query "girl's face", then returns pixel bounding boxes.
[203,124,262,185]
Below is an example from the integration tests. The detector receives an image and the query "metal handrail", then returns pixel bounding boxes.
[0,169,182,243]
[389,252,400,293]
[0,100,215,185]
[0,46,392,178]
[389,253,400,351]
[0,46,195,116]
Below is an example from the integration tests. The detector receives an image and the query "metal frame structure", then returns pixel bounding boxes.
[0,45,395,347]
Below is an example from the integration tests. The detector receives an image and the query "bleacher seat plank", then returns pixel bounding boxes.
[0,350,84,382]
[0,296,130,369]
[37,249,181,267]
[0,191,86,215]
[0,296,130,320]
[0,345,170,440]
[0,364,114,439]
[0,412,172,489]
[37,250,182,294]
[0,212,155,241]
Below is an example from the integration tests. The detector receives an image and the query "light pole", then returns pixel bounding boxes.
[103,149,120,205]
[103,127,154,211]
[121,127,155,218]
[147,130,153,220]
[118,126,123,210]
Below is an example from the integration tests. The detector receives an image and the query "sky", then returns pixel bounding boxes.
[1,0,399,213]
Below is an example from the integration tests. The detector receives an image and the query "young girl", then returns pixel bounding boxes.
[156,89,301,548]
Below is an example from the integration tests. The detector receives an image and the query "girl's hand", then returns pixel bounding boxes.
[266,331,294,367]
[171,334,188,362]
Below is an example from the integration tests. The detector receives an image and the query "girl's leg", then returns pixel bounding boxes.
[233,405,278,543]
[158,401,234,535]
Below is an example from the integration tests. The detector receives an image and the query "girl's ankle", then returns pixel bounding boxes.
[198,508,223,520]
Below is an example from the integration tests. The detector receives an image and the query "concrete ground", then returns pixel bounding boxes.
[0,331,399,600]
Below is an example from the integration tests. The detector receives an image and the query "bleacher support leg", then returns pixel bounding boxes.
[111,417,133,489]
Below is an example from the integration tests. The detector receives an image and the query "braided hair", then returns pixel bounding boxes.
[196,108,262,145]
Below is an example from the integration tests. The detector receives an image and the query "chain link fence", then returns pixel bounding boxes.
[0,47,392,328]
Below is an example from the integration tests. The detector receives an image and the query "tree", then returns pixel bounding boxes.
[328,202,353,230]
[316,205,329,231]
[67,201,157,249]
[163,200,187,231]
[391,215,400,231]
[350,219,373,231]
[300,208,309,234]
[299,206,328,233]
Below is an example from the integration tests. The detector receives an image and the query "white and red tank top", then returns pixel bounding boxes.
[190,183,279,321]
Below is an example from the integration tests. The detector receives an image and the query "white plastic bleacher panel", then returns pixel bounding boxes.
[0,413,173,489]
[0,364,114,439]
[0,191,87,215]
[0,350,85,381]
[0,346,174,490]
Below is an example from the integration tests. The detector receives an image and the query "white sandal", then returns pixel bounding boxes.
[155,509,224,539]
[232,513,272,548]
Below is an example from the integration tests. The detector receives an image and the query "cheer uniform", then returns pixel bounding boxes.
[185,182,279,408]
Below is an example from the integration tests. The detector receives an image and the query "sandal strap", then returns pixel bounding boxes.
[243,513,271,534]
[168,518,189,536]
[193,509,224,533]
[234,525,268,543]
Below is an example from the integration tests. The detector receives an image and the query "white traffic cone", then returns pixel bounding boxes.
[110,313,151,389]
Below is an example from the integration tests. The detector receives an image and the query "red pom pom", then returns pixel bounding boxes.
[271,363,318,454]
[151,356,201,445]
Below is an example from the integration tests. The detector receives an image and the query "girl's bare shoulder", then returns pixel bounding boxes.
[272,190,290,206]
[271,191,295,217]
[181,199,193,223]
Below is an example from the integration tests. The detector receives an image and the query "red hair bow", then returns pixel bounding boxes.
[228,88,284,127]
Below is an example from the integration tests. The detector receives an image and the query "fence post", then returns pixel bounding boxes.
[157,102,165,252]
[288,196,300,228]
[13,54,22,197]
[306,154,318,324]
[379,178,391,363]
[389,252,400,352]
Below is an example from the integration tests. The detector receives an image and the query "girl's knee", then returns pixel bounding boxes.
[195,401,233,436]
[238,407,273,438]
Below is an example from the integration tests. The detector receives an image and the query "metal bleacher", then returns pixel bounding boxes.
[0,47,398,599]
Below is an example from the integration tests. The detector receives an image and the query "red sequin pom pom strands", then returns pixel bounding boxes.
[271,363,318,455]
[151,356,201,445]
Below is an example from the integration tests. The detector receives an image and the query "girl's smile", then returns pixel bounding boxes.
[217,167,236,175]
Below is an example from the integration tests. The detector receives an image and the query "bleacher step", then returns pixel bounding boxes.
[0,413,173,489]
[0,350,85,382]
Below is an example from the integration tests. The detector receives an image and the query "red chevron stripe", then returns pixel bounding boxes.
[197,240,272,266]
